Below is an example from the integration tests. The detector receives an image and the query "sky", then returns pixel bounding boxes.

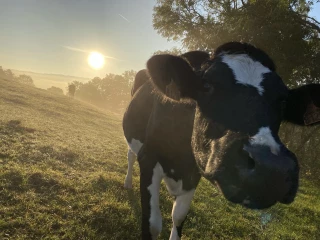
[0,0,179,78]
[0,0,319,79]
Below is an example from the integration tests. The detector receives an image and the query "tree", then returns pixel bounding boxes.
[0,66,6,79]
[0,67,35,86]
[4,69,14,81]
[153,0,320,86]
[68,84,76,98]
[67,71,133,113]
[68,81,83,92]
[47,86,64,95]
[16,74,35,87]
[153,47,184,56]
[122,70,137,85]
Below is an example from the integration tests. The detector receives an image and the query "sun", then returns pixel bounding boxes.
[88,52,105,69]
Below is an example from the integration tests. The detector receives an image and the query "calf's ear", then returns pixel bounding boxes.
[284,84,320,125]
[147,54,201,100]
[180,51,210,71]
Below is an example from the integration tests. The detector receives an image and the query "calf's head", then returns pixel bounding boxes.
[147,42,320,209]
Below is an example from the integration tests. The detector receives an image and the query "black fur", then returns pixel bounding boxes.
[284,84,320,125]
[123,82,154,144]
[181,50,210,71]
[131,69,149,96]
[147,54,200,99]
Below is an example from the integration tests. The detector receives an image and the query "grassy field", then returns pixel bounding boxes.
[0,78,319,240]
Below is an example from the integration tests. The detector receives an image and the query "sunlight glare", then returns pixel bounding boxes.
[88,52,105,69]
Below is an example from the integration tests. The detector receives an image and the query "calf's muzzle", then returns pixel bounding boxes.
[240,144,299,209]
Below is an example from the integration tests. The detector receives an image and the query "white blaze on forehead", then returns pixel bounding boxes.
[250,127,280,155]
[221,54,271,95]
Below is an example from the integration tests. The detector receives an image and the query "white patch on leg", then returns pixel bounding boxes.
[124,138,143,189]
[164,176,184,196]
[221,54,271,95]
[250,127,280,155]
[147,163,164,239]
[169,189,196,240]
[128,138,143,155]
[124,149,136,188]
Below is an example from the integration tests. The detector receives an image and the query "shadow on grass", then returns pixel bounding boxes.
[126,189,142,223]
[2,120,36,134]
[89,175,147,239]
[37,145,79,165]
[0,170,24,191]
[27,172,61,193]
[86,203,141,240]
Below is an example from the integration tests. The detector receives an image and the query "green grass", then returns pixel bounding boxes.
[0,78,319,240]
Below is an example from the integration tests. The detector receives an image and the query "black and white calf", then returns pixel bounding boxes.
[122,42,320,240]
[123,51,210,189]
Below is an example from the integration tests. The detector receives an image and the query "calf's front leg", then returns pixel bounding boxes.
[169,189,195,240]
[139,151,164,239]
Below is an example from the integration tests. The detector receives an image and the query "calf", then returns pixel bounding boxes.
[122,42,320,240]
[123,51,210,189]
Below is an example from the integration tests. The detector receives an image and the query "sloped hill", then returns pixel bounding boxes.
[0,79,140,239]
[0,79,319,240]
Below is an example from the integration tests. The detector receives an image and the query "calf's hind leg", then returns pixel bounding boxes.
[124,139,143,188]
[124,148,136,188]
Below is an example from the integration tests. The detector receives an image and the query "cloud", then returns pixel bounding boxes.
[118,14,130,23]
[63,46,88,53]
[63,46,121,61]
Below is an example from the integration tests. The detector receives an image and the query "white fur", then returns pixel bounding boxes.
[127,138,143,155]
[124,138,143,188]
[169,189,196,240]
[221,54,271,95]
[250,127,280,155]
[147,163,164,239]
[164,177,184,196]
[124,149,136,188]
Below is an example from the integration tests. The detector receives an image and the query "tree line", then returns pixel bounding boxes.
[0,66,35,86]
[67,70,136,113]
[1,66,66,95]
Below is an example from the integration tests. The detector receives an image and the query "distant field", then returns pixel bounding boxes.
[0,78,319,240]
[11,69,90,92]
